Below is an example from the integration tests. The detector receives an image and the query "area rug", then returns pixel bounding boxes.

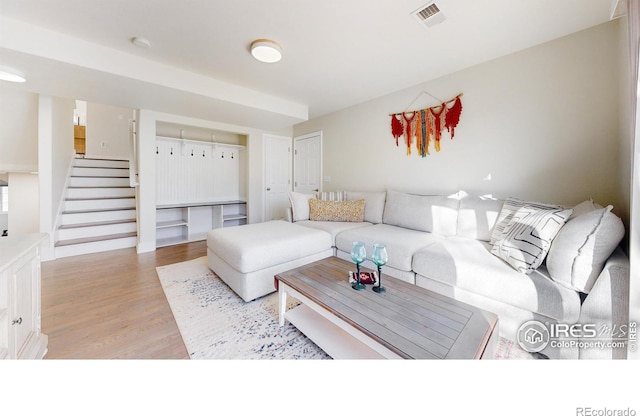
[156,256,533,359]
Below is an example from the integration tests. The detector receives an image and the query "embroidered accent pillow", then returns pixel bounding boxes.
[491,204,573,274]
[309,199,365,222]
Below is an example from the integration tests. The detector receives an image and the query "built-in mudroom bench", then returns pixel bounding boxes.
[154,128,247,248]
[156,200,247,247]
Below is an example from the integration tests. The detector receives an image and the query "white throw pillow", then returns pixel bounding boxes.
[569,198,601,219]
[491,204,573,274]
[288,191,316,222]
[546,205,625,293]
[346,191,386,224]
[317,191,346,201]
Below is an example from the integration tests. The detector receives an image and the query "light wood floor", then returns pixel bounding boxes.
[41,241,207,359]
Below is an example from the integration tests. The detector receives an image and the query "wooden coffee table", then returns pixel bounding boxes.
[274,257,498,359]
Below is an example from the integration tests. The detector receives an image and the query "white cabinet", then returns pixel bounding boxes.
[0,234,48,359]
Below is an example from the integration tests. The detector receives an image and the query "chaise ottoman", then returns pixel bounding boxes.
[206,220,333,301]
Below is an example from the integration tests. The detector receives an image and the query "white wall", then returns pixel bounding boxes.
[7,172,39,234]
[0,88,38,172]
[86,102,133,160]
[617,17,632,241]
[294,20,626,216]
[38,95,75,260]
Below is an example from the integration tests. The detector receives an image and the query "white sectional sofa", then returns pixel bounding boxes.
[286,189,629,360]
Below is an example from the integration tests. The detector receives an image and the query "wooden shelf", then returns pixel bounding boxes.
[285,304,384,359]
[156,220,188,229]
[223,214,247,221]
[157,200,246,210]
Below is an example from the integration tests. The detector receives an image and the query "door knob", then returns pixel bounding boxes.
[266,187,271,191]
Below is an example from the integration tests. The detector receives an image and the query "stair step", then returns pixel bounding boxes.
[59,218,137,229]
[57,220,137,241]
[69,177,131,187]
[74,158,129,169]
[60,208,137,225]
[64,197,136,211]
[67,187,135,198]
[56,156,137,258]
[72,167,130,177]
[55,232,138,247]
[54,234,138,258]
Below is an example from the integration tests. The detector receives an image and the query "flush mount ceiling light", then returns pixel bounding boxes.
[131,37,151,48]
[0,67,26,83]
[250,39,282,63]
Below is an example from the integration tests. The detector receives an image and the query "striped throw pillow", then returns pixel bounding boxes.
[491,204,572,274]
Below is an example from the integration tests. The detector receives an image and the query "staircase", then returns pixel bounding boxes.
[54,157,138,258]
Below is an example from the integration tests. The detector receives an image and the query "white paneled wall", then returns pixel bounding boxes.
[155,136,244,205]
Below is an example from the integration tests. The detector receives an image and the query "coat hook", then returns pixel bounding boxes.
[170,147,173,155]
[231,152,234,159]
[156,146,159,154]
[222,151,225,158]
[202,150,206,157]
[191,149,194,156]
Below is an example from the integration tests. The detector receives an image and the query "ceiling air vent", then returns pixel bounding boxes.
[412,2,446,28]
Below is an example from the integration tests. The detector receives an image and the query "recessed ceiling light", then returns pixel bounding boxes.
[0,67,26,83]
[131,37,151,48]
[250,39,282,63]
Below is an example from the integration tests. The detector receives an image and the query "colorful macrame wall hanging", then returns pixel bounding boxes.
[390,93,463,157]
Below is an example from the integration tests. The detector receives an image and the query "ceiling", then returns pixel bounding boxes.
[0,0,617,130]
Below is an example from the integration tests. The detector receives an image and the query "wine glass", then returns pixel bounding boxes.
[350,241,367,291]
[371,244,388,293]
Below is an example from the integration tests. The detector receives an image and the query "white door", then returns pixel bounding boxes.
[264,135,292,221]
[294,132,322,194]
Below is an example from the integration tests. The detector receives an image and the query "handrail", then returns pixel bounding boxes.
[129,115,139,187]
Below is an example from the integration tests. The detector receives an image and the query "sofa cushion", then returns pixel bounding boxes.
[456,193,503,242]
[296,220,373,246]
[490,204,572,274]
[346,191,386,224]
[206,220,332,273]
[308,198,365,222]
[546,205,625,293]
[382,189,459,236]
[412,237,581,323]
[288,191,315,222]
[335,223,442,271]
